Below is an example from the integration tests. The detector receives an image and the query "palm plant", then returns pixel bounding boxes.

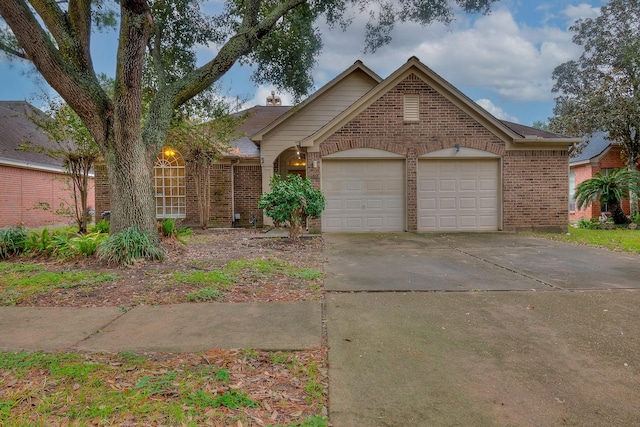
[574,168,640,224]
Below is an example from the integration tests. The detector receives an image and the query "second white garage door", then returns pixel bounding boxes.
[418,159,500,231]
[322,159,405,232]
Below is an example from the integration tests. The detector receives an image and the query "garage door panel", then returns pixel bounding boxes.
[479,197,496,209]
[439,179,456,191]
[459,179,477,191]
[343,199,361,210]
[366,199,383,209]
[345,181,363,192]
[323,159,405,232]
[418,159,499,231]
[459,198,477,210]
[440,197,456,210]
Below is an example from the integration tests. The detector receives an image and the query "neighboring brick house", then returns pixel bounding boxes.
[0,101,95,229]
[96,57,580,232]
[569,132,640,221]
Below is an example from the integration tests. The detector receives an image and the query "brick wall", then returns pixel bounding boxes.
[503,150,569,232]
[94,160,262,229]
[569,147,640,221]
[0,165,95,228]
[94,163,109,219]
[185,163,233,228]
[318,73,567,232]
[233,164,263,228]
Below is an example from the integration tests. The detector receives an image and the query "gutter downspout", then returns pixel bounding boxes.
[231,159,239,227]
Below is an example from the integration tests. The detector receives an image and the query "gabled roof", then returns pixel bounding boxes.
[501,121,575,140]
[0,101,65,172]
[225,105,291,158]
[569,132,615,165]
[251,60,382,143]
[300,57,580,148]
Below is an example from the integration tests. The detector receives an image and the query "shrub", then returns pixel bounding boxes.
[257,174,325,239]
[24,228,54,255]
[0,227,28,259]
[160,218,176,238]
[70,232,108,257]
[96,226,166,266]
[92,219,110,234]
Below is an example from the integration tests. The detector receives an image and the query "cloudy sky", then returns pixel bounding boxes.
[0,0,605,126]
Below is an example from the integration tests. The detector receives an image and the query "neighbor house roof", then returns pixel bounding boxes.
[225,105,292,158]
[0,101,65,172]
[569,132,614,165]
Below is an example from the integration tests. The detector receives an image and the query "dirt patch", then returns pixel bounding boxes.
[12,229,324,308]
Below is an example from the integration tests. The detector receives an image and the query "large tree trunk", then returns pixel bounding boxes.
[105,0,157,236]
[105,136,157,236]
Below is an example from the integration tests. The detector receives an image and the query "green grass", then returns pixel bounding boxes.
[0,262,118,306]
[173,270,237,286]
[0,350,326,426]
[536,227,640,254]
[226,258,323,280]
[178,258,323,302]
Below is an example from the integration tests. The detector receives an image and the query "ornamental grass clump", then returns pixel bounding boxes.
[0,227,28,259]
[96,226,165,266]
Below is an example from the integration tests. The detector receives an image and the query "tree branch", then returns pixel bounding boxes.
[0,0,111,148]
[67,0,94,71]
[172,0,305,107]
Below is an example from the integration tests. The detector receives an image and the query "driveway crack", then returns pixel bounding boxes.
[434,238,564,291]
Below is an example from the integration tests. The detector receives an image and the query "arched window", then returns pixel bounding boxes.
[155,147,186,218]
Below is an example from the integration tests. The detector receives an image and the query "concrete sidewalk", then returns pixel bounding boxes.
[0,301,322,353]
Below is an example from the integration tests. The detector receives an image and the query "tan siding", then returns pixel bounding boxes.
[260,72,377,164]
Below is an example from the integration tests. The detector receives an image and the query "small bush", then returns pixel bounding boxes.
[160,218,176,238]
[92,219,110,234]
[0,227,28,259]
[96,226,166,266]
[24,228,54,255]
[70,232,108,257]
[176,226,192,237]
[258,174,325,239]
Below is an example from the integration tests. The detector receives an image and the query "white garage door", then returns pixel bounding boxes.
[322,159,405,232]
[418,159,499,231]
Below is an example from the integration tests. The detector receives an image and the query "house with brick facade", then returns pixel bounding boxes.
[96,57,580,233]
[0,101,95,228]
[569,132,639,222]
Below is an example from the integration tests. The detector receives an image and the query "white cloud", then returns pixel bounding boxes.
[314,7,581,104]
[562,4,601,22]
[475,98,520,123]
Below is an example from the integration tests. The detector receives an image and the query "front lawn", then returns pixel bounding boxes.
[535,227,640,254]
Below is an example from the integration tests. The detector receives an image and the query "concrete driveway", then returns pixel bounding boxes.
[324,233,640,426]
[324,233,640,291]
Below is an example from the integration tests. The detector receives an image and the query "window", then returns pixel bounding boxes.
[569,170,575,211]
[404,94,419,121]
[155,147,186,218]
